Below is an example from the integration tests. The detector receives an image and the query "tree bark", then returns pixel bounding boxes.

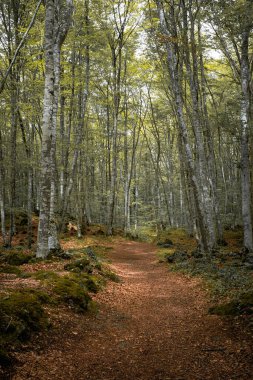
[240,27,253,252]
[37,0,55,258]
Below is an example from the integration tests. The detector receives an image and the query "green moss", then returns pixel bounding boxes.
[64,258,92,273]
[102,269,120,283]
[0,264,22,275]
[53,275,91,312]
[209,301,241,316]
[0,251,34,266]
[209,291,253,316]
[32,270,60,281]
[0,289,50,366]
[31,270,101,308]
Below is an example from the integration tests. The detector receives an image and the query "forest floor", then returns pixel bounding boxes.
[4,237,253,380]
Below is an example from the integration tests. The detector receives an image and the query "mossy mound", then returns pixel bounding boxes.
[209,292,253,316]
[0,264,22,275]
[102,269,120,283]
[32,270,60,281]
[0,251,34,266]
[53,276,91,312]
[157,239,173,247]
[64,258,92,273]
[165,251,188,263]
[0,289,50,366]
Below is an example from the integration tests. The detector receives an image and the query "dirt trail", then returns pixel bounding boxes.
[13,241,253,380]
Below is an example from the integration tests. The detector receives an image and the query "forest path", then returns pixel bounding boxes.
[13,240,253,380]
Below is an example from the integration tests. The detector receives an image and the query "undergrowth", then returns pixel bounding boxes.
[0,289,50,365]
[0,241,119,368]
[159,228,253,319]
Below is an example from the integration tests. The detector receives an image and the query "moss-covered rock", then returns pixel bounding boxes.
[85,246,98,261]
[64,258,93,273]
[0,251,34,266]
[209,301,241,316]
[32,270,60,282]
[53,276,91,312]
[209,292,253,316]
[0,289,50,366]
[165,251,188,263]
[102,269,120,283]
[157,239,173,247]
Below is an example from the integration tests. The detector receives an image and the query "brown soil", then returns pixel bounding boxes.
[9,241,253,380]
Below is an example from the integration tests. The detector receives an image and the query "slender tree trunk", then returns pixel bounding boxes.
[240,28,253,252]
[60,0,89,227]
[37,0,55,258]
[0,129,7,247]
[156,0,209,252]
[182,2,216,248]
[27,125,35,249]
[8,71,18,247]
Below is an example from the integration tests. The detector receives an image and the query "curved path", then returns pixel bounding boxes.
[13,241,253,380]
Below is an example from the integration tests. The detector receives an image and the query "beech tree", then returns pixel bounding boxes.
[0,0,252,255]
[37,0,73,258]
[209,0,253,251]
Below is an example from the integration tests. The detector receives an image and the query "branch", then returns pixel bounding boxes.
[0,0,43,94]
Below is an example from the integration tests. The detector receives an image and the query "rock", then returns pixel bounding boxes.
[64,258,93,273]
[191,250,204,259]
[85,247,98,261]
[48,249,72,260]
[157,239,173,248]
[166,251,188,263]
[244,255,253,270]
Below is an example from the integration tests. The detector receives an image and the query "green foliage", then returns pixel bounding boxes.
[166,247,253,319]
[169,256,253,298]
[125,227,155,242]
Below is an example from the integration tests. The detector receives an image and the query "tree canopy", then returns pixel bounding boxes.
[0,0,252,257]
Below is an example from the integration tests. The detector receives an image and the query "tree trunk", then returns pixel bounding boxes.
[156,0,209,252]
[37,0,55,258]
[240,28,253,252]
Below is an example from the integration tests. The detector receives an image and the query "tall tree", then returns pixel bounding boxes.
[210,0,253,252]
[37,0,73,258]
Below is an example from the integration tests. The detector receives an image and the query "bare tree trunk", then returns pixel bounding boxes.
[240,27,253,252]
[156,0,209,252]
[37,0,55,258]
[37,0,73,257]
[60,0,89,228]
[181,2,216,249]
[27,125,35,249]
[49,0,73,251]
[106,46,121,235]
[0,129,7,247]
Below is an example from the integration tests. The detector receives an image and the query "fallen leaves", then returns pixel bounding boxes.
[2,239,253,380]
